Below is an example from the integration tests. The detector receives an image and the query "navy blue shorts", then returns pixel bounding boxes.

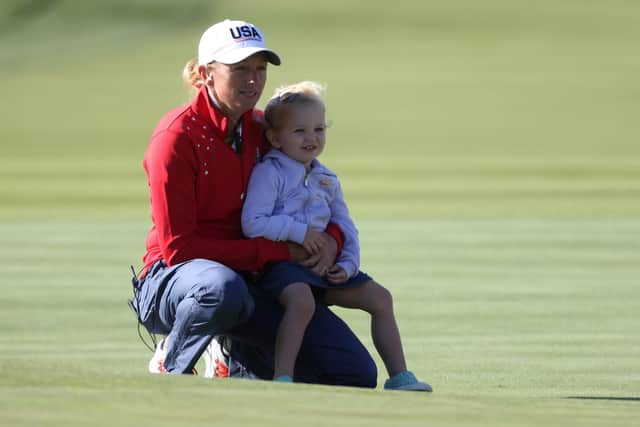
[259,261,372,298]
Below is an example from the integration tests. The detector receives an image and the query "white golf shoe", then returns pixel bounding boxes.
[203,336,230,378]
[148,337,168,374]
[147,336,199,375]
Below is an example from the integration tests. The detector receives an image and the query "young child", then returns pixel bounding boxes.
[241,81,432,391]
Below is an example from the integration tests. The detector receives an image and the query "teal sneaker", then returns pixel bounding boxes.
[384,371,432,392]
[274,375,293,382]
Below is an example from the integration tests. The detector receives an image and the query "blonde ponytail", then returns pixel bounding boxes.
[182,59,205,95]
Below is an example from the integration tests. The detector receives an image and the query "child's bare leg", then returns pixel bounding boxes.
[324,280,407,377]
[274,283,316,379]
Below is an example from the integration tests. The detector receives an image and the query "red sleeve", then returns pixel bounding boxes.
[325,222,344,255]
[144,130,290,271]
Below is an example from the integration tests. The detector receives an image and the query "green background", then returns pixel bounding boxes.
[1,1,639,426]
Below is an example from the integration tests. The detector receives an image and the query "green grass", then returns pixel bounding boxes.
[1,0,639,426]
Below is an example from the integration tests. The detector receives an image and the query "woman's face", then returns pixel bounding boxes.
[205,53,268,122]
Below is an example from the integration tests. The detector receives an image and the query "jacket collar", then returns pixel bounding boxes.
[190,85,250,137]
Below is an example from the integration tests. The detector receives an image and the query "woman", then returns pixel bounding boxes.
[131,19,377,387]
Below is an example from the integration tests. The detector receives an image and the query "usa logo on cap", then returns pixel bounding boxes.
[229,25,263,42]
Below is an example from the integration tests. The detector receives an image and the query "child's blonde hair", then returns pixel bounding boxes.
[264,81,326,128]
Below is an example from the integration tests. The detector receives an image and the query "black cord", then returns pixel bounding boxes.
[128,265,158,353]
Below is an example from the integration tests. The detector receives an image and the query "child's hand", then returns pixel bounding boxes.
[326,265,348,284]
[303,229,325,254]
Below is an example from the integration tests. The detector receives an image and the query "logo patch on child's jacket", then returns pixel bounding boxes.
[319,178,332,186]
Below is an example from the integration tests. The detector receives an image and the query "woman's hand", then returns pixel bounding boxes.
[299,232,337,276]
[287,242,309,262]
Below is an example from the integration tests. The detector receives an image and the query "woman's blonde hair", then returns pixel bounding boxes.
[264,80,326,128]
[182,58,206,95]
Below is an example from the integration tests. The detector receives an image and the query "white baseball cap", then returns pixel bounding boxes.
[198,19,281,66]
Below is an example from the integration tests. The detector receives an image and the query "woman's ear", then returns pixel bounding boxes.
[198,64,212,85]
[265,128,280,148]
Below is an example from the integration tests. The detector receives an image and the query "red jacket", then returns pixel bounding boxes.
[141,87,342,274]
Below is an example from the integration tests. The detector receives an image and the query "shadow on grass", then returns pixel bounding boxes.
[566,396,640,402]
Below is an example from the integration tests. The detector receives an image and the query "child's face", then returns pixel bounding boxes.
[268,102,326,168]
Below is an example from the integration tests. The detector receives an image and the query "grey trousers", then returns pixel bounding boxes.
[135,259,253,373]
